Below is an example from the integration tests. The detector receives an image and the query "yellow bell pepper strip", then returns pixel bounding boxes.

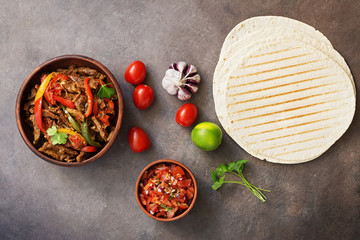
[61,106,82,133]
[57,128,87,150]
[35,73,53,102]
[84,77,93,117]
[57,128,86,143]
[81,119,101,147]
[34,73,53,133]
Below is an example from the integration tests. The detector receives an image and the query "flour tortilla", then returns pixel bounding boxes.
[220,16,332,59]
[214,17,354,107]
[218,39,355,163]
[214,33,355,127]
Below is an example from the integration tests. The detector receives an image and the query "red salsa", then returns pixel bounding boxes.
[138,163,195,218]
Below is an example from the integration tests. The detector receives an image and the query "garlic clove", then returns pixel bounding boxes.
[162,69,182,95]
[178,87,192,101]
[186,73,200,84]
[184,65,198,76]
[186,83,198,94]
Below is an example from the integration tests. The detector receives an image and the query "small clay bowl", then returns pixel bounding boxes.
[15,55,124,167]
[135,159,198,221]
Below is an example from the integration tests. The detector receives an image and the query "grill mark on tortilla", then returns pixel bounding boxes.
[247,117,333,136]
[230,90,342,113]
[232,99,341,122]
[248,126,331,144]
[229,70,335,89]
[274,145,324,157]
[250,46,302,58]
[223,41,285,61]
[228,80,339,106]
[261,136,326,151]
[241,53,312,69]
[228,72,334,97]
[242,108,337,129]
[229,60,327,79]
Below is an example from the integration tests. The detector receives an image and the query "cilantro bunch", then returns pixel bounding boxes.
[211,160,270,202]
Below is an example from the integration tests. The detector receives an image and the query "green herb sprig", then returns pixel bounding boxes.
[97,83,115,99]
[46,126,68,145]
[211,160,270,202]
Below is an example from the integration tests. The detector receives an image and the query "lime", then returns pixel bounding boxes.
[191,122,223,151]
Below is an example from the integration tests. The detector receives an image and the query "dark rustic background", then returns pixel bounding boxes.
[1,0,359,239]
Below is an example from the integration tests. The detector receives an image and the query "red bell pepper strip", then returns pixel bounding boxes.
[80,146,97,152]
[44,80,61,105]
[44,74,75,108]
[93,101,99,116]
[84,77,93,117]
[34,73,53,133]
[52,73,69,82]
[53,95,75,109]
[34,98,46,133]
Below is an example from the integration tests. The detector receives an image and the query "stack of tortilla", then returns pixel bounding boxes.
[213,16,356,164]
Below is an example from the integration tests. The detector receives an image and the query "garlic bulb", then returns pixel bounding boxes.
[162,62,200,100]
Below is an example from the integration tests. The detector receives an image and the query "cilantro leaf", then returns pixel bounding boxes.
[97,83,116,99]
[46,126,57,136]
[211,171,218,182]
[211,175,225,190]
[46,126,68,145]
[169,194,175,200]
[214,163,229,177]
[228,160,247,175]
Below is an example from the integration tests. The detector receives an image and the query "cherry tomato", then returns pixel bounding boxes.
[175,103,198,127]
[128,127,151,153]
[133,84,154,110]
[124,60,146,85]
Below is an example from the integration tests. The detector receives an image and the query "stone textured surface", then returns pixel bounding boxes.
[1,0,359,239]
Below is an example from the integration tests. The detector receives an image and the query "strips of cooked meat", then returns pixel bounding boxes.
[76,151,86,162]
[91,116,108,141]
[26,115,41,145]
[89,78,99,89]
[42,109,59,119]
[60,81,80,93]
[76,67,98,76]
[66,108,85,122]
[106,126,115,142]
[39,142,78,161]
[69,74,84,89]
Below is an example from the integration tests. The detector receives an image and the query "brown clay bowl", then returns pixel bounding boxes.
[15,55,124,167]
[135,159,198,221]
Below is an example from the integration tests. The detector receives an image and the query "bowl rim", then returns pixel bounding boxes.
[135,159,198,222]
[15,54,124,167]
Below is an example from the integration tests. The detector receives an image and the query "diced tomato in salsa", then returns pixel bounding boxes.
[138,163,194,219]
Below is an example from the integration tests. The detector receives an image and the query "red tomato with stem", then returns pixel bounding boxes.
[175,103,198,127]
[128,127,151,153]
[133,84,154,110]
[124,61,146,85]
